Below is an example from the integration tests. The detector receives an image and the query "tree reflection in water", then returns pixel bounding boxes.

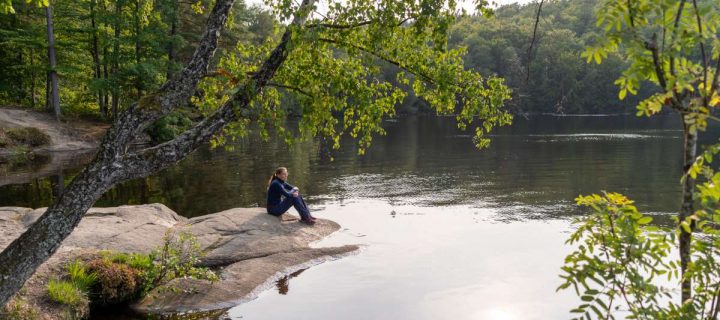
[276,269,307,295]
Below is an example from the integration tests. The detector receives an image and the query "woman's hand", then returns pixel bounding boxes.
[292,191,299,197]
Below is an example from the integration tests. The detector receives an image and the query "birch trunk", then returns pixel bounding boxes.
[679,119,698,303]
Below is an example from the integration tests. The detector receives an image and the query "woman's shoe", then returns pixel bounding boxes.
[300,218,316,225]
[309,215,317,221]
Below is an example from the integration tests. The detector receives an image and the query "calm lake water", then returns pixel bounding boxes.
[0,114,705,319]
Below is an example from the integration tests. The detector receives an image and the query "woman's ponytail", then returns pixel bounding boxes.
[267,174,277,189]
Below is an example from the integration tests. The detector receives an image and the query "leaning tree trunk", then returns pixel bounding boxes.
[45,4,60,120]
[0,0,314,307]
[679,119,698,303]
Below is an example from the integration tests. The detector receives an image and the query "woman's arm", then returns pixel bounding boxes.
[272,181,295,198]
[283,182,299,193]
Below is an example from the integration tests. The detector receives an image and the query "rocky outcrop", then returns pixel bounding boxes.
[0,107,108,187]
[0,108,105,153]
[0,204,358,317]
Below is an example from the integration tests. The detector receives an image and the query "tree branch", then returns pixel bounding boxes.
[669,0,687,77]
[96,0,236,162]
[318,37,436,85]
[691,0,708,107]
[526,0,543,82]
[267,82,314,97]
[307,16,412,30]
[307,20,374,29]
[645,34,668,90]
[119,0,318,182]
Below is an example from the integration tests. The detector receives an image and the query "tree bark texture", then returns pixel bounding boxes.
[0,0,323,307]
[45,4,60,120]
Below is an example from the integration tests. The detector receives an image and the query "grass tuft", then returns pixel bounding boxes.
[47,279,88,307]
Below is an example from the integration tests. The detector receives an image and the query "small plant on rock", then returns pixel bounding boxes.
[66,260,97,293]
[154,230,219,285]
[1,295,42,320]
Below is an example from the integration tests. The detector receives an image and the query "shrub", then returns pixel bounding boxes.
[154,230,219,285]
[5,127,51,147]
[50,231,218,310]
[85,258,142,306]
[100,251,159,294]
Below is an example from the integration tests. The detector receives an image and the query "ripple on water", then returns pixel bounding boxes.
[526,133,679,142]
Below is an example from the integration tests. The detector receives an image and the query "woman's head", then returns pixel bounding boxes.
[268,167,288,188]
[274,167,288,181]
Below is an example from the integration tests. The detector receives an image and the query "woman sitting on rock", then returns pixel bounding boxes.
[266,166,316,225]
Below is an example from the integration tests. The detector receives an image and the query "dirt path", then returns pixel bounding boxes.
[0,107,108,152]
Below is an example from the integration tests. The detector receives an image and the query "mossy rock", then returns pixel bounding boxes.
[0,127,51,148]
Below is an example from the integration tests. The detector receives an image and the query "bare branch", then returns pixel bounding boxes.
[669,0,687,77]
[526,0,544,82]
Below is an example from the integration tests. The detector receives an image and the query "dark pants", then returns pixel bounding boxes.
[267,195,311,220]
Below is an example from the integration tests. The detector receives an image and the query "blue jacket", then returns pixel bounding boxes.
[267,179,296,207]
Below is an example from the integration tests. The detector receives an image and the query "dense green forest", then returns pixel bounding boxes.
[0,0,643,118]
[0,0,275,119]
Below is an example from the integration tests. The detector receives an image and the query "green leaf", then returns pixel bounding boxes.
[637,216,652,225]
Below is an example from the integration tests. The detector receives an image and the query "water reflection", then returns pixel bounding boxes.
[276,269,307,295]
[0,114,695,219]
[0,114,706,320]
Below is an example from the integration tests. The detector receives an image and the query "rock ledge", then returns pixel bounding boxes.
[0,204,358,317]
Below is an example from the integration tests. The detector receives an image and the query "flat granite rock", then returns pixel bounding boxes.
[133,245,359,314]
[188,207,345,267]
[132,208,360,314]
[3,204,358,318]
